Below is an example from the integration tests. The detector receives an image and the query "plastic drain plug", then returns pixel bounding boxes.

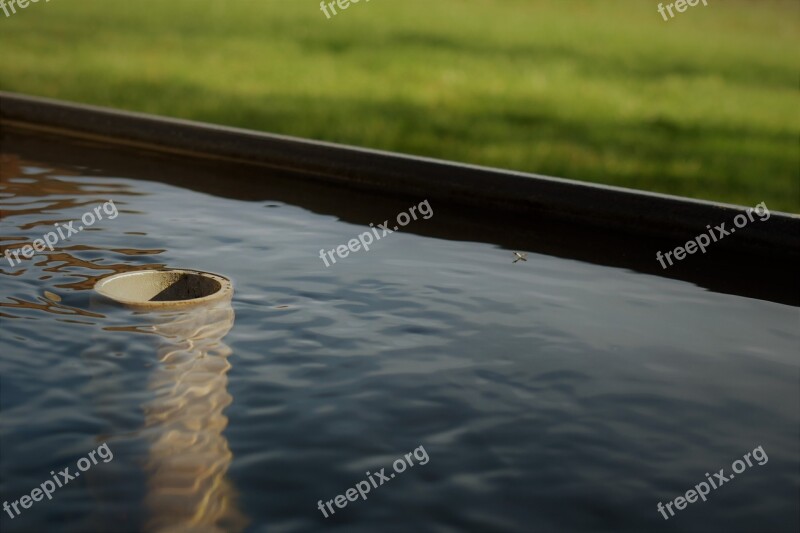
[94,269,232,309]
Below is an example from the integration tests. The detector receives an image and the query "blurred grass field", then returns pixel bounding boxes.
[1,0,798,211]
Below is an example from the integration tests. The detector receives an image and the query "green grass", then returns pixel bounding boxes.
[1,0,798,211]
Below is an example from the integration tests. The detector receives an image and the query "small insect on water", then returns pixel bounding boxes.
[512,252,528,263]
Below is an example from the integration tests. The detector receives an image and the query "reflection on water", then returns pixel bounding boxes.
[1,154,165,297]
[141,299,247,532]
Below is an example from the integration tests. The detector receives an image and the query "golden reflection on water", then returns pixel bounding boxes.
[1,154,165,311]
[142,299,247,533]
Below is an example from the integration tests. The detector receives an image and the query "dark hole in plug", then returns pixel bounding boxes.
[149,274,222,302]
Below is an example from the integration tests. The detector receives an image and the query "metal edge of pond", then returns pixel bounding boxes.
[1,91,798,256]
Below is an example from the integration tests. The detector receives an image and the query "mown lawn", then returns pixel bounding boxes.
[1,0,798,211]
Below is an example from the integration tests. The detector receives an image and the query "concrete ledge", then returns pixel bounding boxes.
[1,91,798,255]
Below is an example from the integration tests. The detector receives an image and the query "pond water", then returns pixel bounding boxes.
[1,133,798,533]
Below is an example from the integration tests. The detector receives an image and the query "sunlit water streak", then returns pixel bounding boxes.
[139,299,247,533]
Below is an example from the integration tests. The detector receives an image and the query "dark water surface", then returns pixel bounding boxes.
[1,135,798,533]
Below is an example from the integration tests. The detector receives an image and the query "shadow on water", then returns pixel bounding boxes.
[3,130,797,307]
